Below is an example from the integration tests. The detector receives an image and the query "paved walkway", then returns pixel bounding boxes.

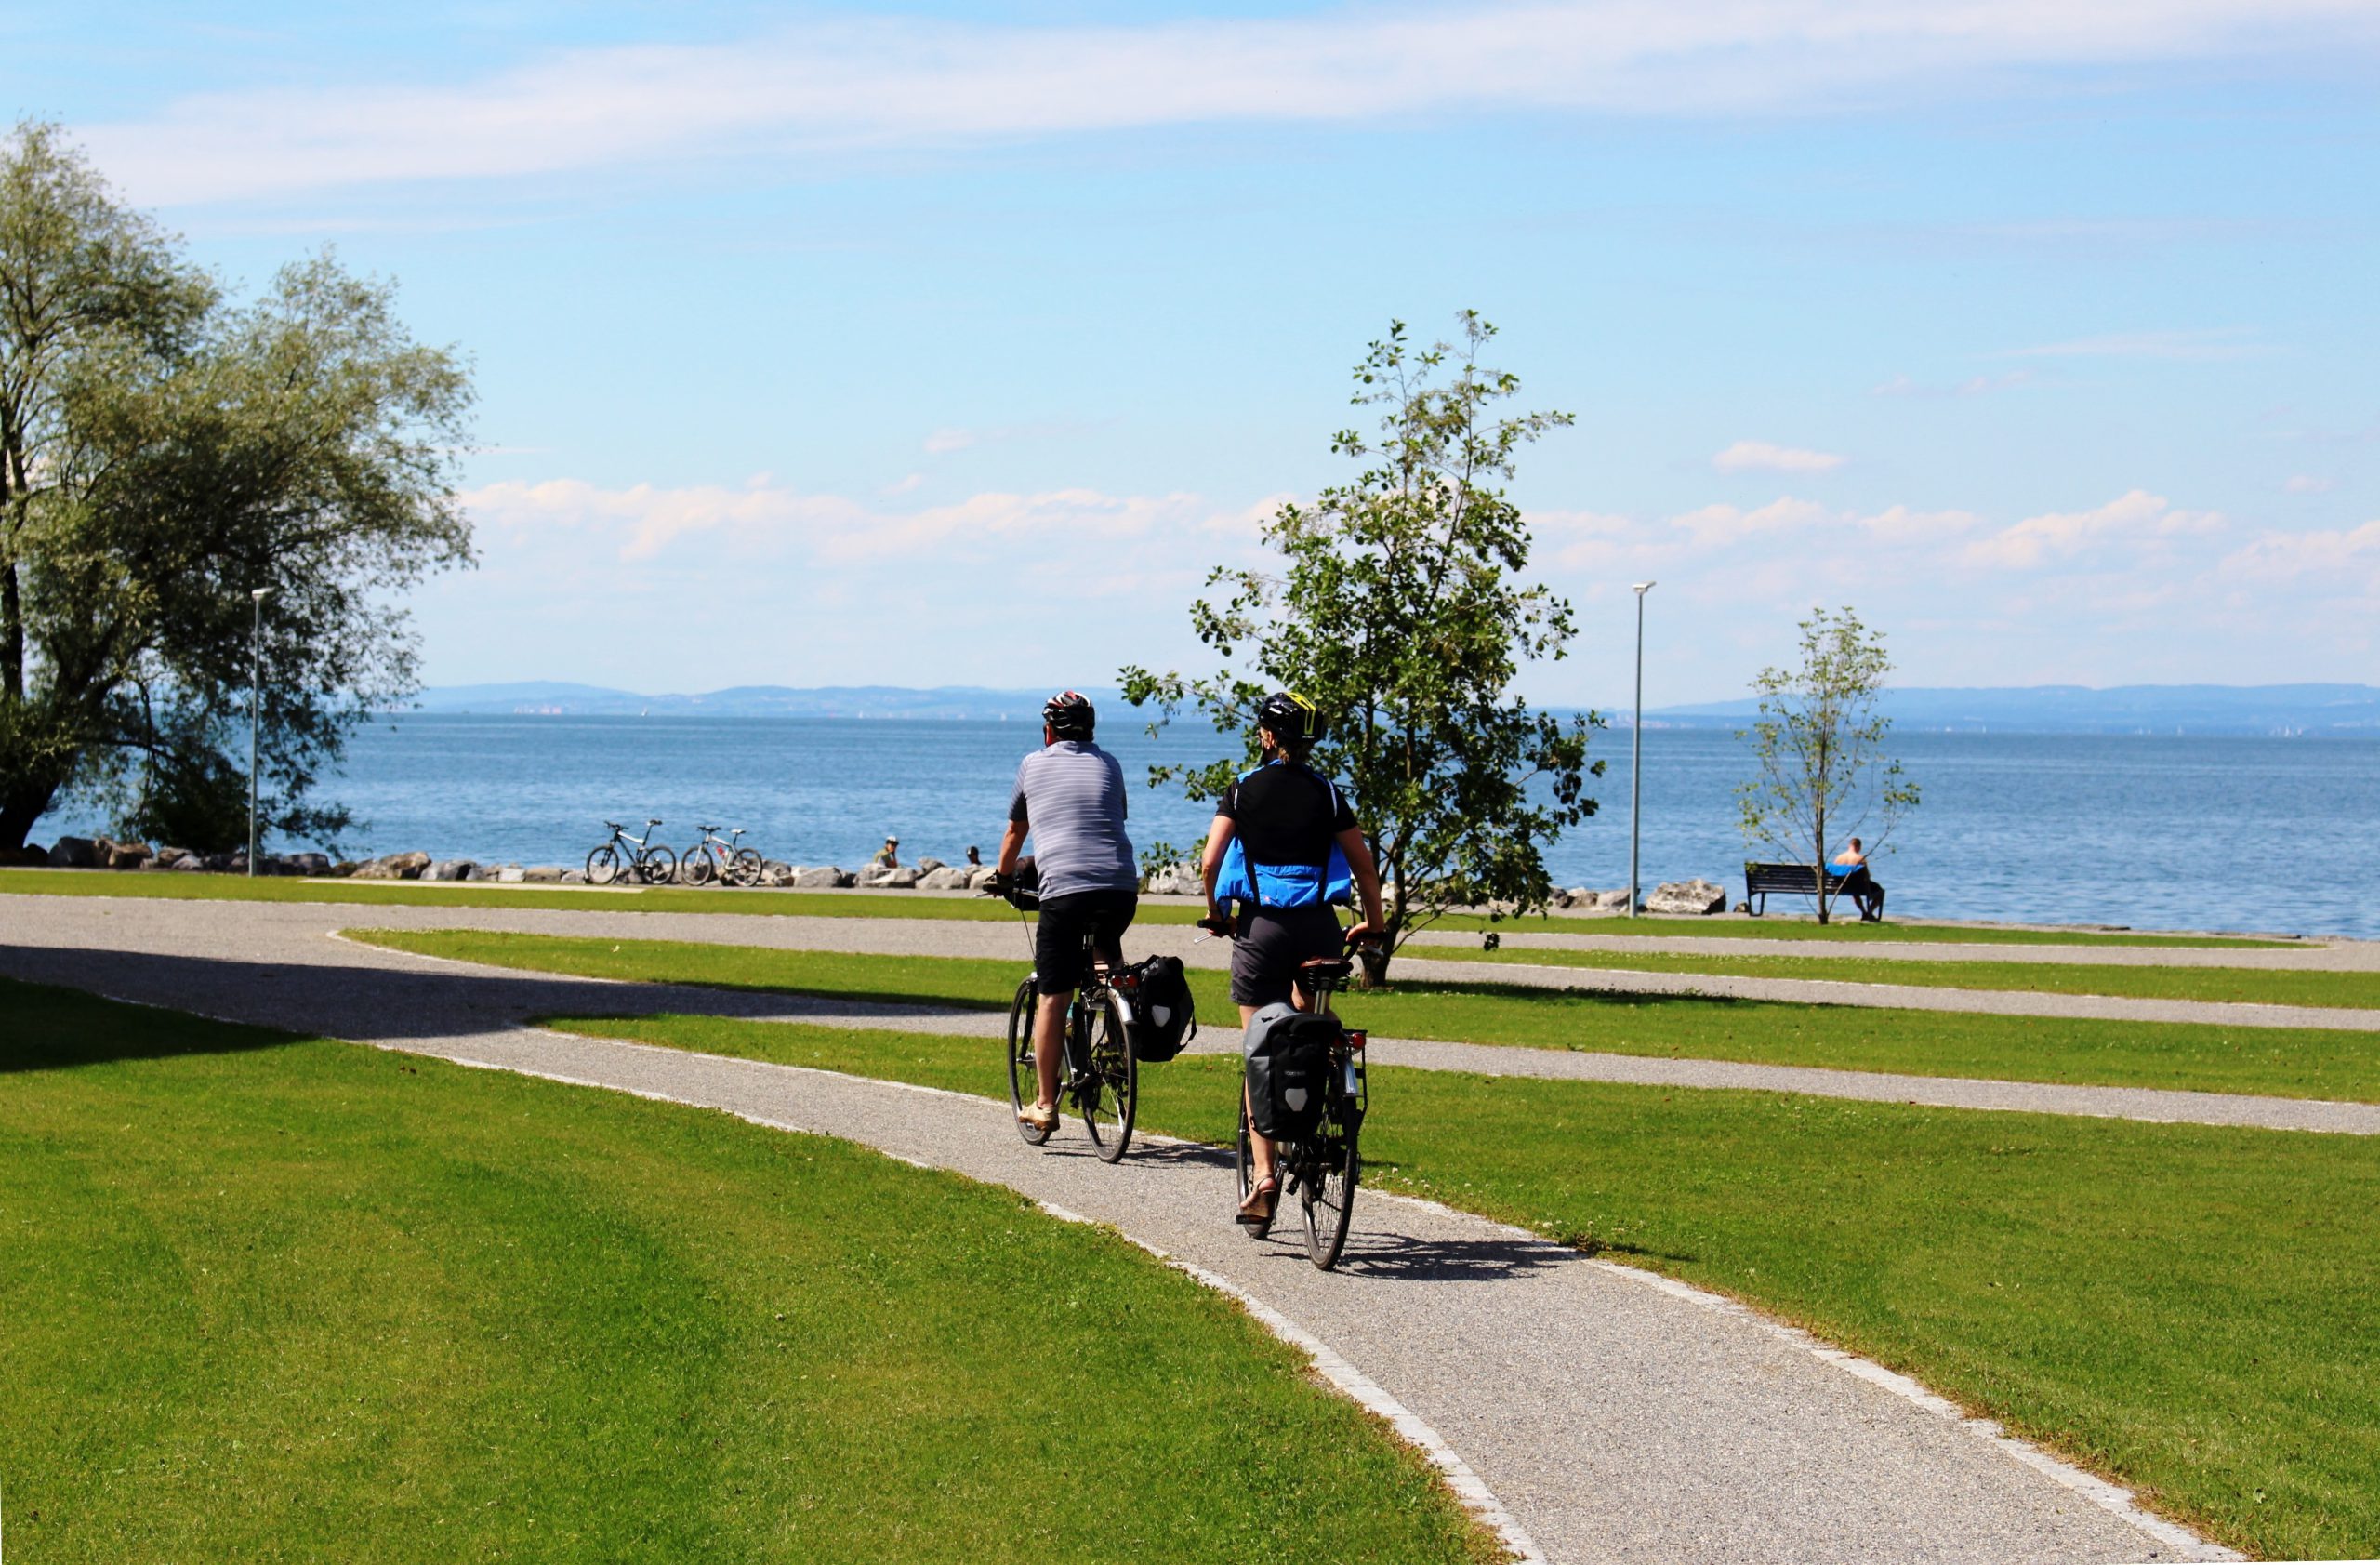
[12,895,2375,1135]
[0,894,2241,1563]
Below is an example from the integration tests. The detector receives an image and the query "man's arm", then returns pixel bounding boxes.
[1337,826,1386,935]
[1200,814,1236,926]
[997,819,1028,877]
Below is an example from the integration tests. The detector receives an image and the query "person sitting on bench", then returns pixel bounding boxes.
[1832,838,1884,922]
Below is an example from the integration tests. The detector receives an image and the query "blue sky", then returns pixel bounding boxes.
[20,1,2380,706]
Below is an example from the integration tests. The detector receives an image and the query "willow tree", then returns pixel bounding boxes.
[0,122,474,852]
[1735,606,1920,923]
[1122,313,1599,983]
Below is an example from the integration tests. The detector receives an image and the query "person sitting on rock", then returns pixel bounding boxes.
[871,836,899,869]
[1831,838,1884,922]
[965,844,982,867]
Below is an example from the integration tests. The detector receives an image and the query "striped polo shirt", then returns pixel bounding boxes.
[1009,740,1137,898]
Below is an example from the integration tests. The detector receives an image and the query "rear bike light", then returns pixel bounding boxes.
[1346,1029,1367,1051]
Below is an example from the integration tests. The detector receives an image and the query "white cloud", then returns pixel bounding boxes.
[77,1,2380,205]
[2284,474,2336,494]
[1712,441,1846,474]
[922,429,976,455]
[1963,489,2225,570]
[2220,519,2380,582]
[2001,328,2270,361]
[464,474,1222,565]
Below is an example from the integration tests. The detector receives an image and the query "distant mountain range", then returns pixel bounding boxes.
[1639,683,2380,736]
[410,681,2380,736]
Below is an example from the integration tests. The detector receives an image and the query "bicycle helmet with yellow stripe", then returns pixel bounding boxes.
[1255,691,1323,749]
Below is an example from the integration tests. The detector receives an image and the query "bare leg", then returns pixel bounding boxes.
[1238,1003,1275,1188]
[1033,991,1069,1110]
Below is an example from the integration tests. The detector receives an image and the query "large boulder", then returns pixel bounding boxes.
[561,869,587,884]
[788,866,845,889]
[917,865,971,890]
[862,866,922,889]
[105,840,153,869]
[495,864,527,883]
[422,859,475,882]
[915,856,946,874]
[1646,878,1727,916]
[1143,861,1202,896]
[284,851,332,877]
[46,836,99,869]
[351,851,431,881]
[522,865,564,883]
[966,865,1002,891]
[5,844,48,867]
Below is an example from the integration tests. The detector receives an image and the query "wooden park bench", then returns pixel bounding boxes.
[1742,861,1858,917]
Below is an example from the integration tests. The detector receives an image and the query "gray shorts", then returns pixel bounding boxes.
[1229,904,1344,1010]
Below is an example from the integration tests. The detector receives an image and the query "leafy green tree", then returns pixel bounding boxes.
[1122,313,1598,983]
[1735,605,1920,923]
[0,122,473,852]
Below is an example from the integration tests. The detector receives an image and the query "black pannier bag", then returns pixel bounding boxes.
[1117,954,1197,1062]
[1243,1007,1340,1141]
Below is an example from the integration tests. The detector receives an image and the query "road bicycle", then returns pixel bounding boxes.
[1233,935,1372,1271]
[586,819,676,886]
[681,824,763,887]
[996,883,1138,1163]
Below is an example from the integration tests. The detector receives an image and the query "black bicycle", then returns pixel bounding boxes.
[587,818,675,886]
[995,883,1138,1163]
[1235,937,1371,1270]
[681,824,762,887]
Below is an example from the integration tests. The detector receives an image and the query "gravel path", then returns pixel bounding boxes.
[14,895,2374,1135]
[0,892,2233,1564]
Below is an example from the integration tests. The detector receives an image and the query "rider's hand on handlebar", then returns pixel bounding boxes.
[1197,908,1235,937]
[1343,922,1386,948]
[983,870,1013,898]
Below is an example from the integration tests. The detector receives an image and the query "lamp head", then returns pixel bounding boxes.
[251,587,273,603]
[1632,581,1656,595]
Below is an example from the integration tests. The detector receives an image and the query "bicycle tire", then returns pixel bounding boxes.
[637,845,678,885]
[730,847,764,887]
[1078,989,1137,1162]
[586,844,621,885]
[1234,1094,1275,1240]
[1300,1095,1359,1270]
[1007,978,1052,1146]
[681,847,715,886]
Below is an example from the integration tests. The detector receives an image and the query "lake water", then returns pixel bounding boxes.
[33,715,2380,939]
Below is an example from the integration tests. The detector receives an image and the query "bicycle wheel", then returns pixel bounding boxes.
[1078,989,1137,1163]
[637,845,678,884]
[681,848,715,886]
[1236,1092,1274,1240]
[730,848,764,887]
[1007,978,1052,1146]
[586,844,621,885]
[1300,1094,1360,1270]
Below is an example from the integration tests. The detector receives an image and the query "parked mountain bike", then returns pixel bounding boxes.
[681,824,762,887]
[587,819,676,886]
[993,880,1137,1163]
[1235,934,1373,1270]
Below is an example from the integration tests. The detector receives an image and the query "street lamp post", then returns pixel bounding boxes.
[248,587,271,876]
[1628,581,1655,918]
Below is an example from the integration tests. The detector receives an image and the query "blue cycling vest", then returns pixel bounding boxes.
[1212,763,1355,909]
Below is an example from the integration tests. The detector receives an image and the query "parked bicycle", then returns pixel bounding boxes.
[1235,933,1373,1270]
[994,879,1138,1163]
[681,824,762,887]
[587,819,676,886]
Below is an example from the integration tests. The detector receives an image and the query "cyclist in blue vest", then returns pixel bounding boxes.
[1197,692,1384,1224]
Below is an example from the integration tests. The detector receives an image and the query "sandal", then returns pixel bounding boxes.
[1019,1100,1059,1134]
[1236,1174,1280,1227]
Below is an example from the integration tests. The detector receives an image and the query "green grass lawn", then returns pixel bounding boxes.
[544,1007,2380,1562]
[0,866,2296,946]
[0,978,1496,1564]
[352,928,2380,1104]
[1434,944,2380,1010]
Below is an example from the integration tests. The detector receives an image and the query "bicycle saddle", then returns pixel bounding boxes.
[1299,958,1355,982]
[697,823,720,833]
[646,817,663,825]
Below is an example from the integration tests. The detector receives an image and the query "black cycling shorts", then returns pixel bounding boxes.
[1229,903,1343,1009]
[1034,888,1137,997]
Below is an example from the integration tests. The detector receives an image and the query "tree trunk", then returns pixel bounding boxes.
[1356,936,1392,989]
[0,781,55,854]
[0,556,20,703]
[1813,800,1830,925]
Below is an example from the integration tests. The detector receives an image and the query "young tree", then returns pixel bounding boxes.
[0,122,474,852]
[1121,313,1599,983]
[1735,606,1919,923]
